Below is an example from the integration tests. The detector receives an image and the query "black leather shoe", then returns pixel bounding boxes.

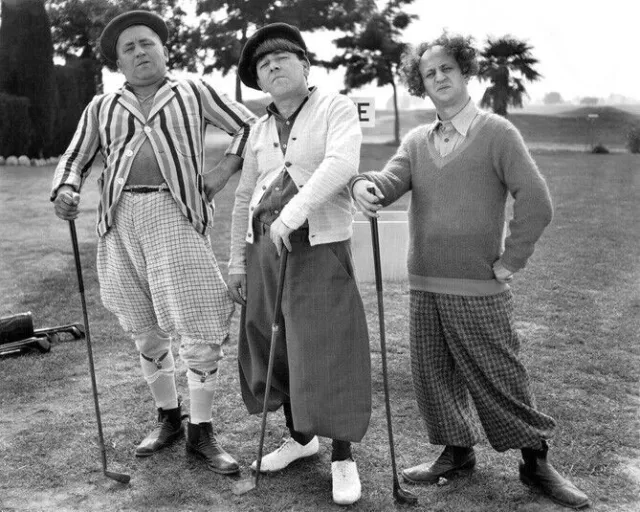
[520,442,590,509]
[402,445,475,484]
[135,405,185,457]
[186,422,239,475]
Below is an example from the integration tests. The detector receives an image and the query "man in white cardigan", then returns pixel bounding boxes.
[227,23,372,506]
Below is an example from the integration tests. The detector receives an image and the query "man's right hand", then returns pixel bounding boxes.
[227,273,246,306]
[353,180,384,218]
[53,186,80,220]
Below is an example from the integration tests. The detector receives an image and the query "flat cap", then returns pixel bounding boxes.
[99,10,168,64]
[238,23,307,90]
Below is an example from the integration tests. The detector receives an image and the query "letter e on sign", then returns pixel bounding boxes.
[350,97,375,127]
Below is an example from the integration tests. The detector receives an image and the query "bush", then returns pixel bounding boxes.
[0,93,32,157]
[591,143,610,154]
[626,126,640,154]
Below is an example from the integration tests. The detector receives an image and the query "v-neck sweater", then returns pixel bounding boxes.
[364,111,553,296]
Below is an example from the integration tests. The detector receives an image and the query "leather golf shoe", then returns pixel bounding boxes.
[332,458,362,505]
[186,421,239,474]
[520,442,590,509]
[402,445,476,484]
[251,436,319,473]
[135,405,184,457]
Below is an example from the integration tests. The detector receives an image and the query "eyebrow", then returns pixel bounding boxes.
[121,36,156,48]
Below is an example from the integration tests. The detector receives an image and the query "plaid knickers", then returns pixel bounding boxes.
[97,191,235,354]
[409,289,556,451]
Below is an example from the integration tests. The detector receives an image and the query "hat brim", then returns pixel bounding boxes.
[238,23,307,90]
[100,10,168,64]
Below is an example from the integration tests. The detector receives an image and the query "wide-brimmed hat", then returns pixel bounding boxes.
[238,23,307,90]
[99,10,168,64]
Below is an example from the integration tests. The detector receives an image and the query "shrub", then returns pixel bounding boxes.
[0,93,32,157]
[591,143,610,154]
[626,126,640,154]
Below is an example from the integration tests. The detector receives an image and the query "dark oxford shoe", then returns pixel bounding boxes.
[520,441,590,509]
[402,445,476,484]
[186,421,240,475]
[135,405,185,457]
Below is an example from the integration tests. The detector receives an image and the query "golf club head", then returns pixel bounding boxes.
[105,471,131,484]
[231,475,257,495]
[394,481,418,505]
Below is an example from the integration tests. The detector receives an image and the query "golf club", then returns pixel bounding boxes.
[69,220,131,484]
[369,206,418,505]
[232,248,289,496]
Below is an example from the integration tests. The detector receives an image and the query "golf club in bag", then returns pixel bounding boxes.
[369,210,418,505]
[69,220,130,484]
[233,248,289,496]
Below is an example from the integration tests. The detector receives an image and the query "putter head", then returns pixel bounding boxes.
[231,475,257,495]
[394,484,418,505]
[105,471,131,484]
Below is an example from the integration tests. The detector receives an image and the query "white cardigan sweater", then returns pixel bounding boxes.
[229,87,362,275]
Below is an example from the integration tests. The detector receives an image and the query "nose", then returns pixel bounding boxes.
[434,69,446,82]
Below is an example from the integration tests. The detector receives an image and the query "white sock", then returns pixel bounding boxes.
[187,366,218,424]
[140,350,179,410]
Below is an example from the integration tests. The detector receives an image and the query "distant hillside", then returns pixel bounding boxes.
[366,106,640,149]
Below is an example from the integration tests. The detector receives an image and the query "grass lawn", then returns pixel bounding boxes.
[0,135,639,511]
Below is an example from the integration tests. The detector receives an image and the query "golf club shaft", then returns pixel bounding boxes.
[254,248,289,483]
[369,217,401,482]
[68,221,109,474]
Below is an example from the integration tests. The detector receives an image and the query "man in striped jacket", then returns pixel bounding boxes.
[51,10,256,474]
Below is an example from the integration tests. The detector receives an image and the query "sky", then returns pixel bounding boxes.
[104,0,640,108]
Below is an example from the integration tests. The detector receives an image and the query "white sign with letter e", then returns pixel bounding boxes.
[350,97,375,127]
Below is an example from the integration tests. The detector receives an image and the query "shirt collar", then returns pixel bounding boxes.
[428,98,479,137]
[266,86,317,119]
[119,74,176,96]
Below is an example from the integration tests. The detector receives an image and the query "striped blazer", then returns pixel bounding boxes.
[51,75,256,236]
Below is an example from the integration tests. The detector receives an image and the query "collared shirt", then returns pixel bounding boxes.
[51,75,257,236]
[253,88,314,226]
[428,98,480,157]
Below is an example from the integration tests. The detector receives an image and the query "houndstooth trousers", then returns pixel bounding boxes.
[97,191,235,362]
[410,289,556,452]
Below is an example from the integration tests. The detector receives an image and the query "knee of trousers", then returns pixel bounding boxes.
[179,341,222,373]
[133,325,172,358]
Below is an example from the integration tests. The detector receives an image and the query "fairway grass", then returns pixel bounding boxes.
[0,146,639,511]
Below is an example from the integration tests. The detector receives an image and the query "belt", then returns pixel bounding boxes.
[252,218,309,244]
[122,185,169,193]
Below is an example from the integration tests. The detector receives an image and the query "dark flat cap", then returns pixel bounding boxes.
[238,23,307,90]
[99,10,168,64]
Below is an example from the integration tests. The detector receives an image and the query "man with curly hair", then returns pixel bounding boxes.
[351,32,589,509]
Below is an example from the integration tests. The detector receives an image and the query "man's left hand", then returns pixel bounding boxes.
[270,217,293,255]
[493,260,515,283]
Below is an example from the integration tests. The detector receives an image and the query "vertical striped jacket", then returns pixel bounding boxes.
[51,75,256,236]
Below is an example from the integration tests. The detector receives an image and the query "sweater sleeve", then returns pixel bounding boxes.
[361,128,418,206]
[280,95,362,229]
[493,119,553,271]
[228,136,260,275]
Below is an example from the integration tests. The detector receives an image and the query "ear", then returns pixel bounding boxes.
[302,58,310,79]
[163,46,169,62]
[116,59,122,73]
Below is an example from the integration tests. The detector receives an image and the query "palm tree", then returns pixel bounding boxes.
[478,36,541,116]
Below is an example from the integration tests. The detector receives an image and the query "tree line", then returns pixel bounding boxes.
[0,0,541,158]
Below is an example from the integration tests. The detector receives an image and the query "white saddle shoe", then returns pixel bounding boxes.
[251,436,319,473]
[332,458,362,505]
